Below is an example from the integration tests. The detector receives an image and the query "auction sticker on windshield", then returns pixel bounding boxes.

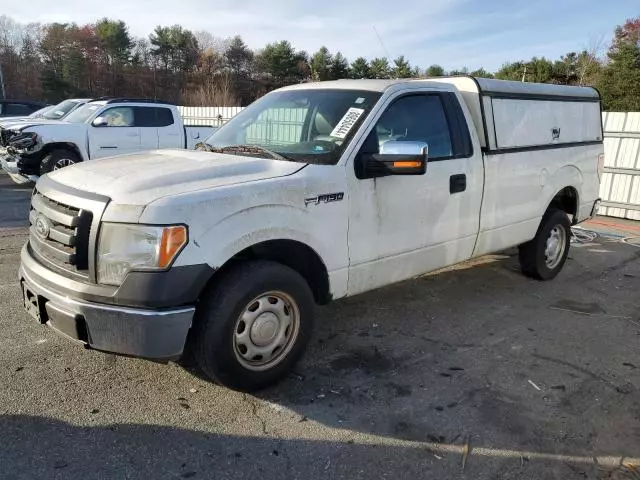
[330,108,365,139]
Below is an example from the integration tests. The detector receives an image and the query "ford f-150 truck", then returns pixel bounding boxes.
[18,77,603,391]
[0,98,215,184]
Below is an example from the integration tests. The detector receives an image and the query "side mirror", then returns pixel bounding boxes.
[92,116,108,127]
[355,141,428,179]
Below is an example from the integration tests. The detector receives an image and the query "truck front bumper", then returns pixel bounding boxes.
[19,245,195,360]
[0,152,35,184]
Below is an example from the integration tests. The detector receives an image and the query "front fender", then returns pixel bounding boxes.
[25,125,89,161]
[168,201,349,299]
[195,203,340,269]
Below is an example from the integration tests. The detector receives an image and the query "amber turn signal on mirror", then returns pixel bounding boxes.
[392,160,423,168]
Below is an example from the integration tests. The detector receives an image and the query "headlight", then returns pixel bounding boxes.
[8,131,38,150]
[97,223,188,286]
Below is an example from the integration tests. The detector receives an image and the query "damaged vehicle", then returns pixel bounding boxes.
[0,98,215,184]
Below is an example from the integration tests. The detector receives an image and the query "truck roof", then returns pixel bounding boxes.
[89,97,175,105]
[281,76,601,151]
[280,76,599,100]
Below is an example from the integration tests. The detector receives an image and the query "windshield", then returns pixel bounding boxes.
[42,100,81,120]
[27,106,52,118]
[64,103,104,124]
[204,89,381,165]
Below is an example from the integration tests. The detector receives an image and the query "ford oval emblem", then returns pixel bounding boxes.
[34,214,52,240]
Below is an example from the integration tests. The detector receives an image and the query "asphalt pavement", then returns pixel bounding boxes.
[0,174,639,480]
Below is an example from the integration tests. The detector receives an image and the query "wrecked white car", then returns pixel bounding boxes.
[0,98,214,183]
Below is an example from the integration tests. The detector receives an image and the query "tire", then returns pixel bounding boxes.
[40,149,80,175]
[192,260,314,392]
[519,209,571,281]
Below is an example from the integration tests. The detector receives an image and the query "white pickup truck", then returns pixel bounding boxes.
[19,77,603,391]
[0,98,214,183]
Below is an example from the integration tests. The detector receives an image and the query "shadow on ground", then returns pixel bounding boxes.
[2,414,638,480]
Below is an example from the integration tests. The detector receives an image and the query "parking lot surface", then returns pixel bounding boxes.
[0,174,639,480]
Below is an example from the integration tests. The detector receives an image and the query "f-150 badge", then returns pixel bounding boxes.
[305,192,344,206]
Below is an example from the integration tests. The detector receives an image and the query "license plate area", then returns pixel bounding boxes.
[22,282,46,324]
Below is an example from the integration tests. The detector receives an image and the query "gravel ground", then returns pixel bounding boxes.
[0,175,639,480]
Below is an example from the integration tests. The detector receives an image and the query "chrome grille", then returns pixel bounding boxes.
[28,189,93,278]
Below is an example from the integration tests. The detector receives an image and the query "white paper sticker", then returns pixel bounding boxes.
[355,97,365,104]
[330,107,365,139]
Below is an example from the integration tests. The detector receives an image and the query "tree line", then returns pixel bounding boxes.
[0,15,638,110]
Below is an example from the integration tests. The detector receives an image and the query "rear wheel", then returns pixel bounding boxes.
[192,260,314,392]
[41,149,80,174]
[519,209,571,281]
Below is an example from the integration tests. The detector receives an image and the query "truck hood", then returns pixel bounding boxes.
[3,119,70,131]
[0,115,35,126]
[46,149,307,205]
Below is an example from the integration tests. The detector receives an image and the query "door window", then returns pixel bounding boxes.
[133,107,156,127]
[155,107,174,127]
[133,106,175,127]
[100,107,134,127]
[367,95,453,159]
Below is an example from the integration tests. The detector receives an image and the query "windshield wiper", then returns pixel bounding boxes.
[202,144,292,161]
[195,142,216,152]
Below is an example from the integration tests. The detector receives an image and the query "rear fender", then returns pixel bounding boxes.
[541,165,582,217]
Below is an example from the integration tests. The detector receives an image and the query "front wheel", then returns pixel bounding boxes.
[41,149,80,174]
[193,260,314,392]
[519,209,571,281]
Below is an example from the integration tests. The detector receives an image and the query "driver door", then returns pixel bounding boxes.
[346,91,483,295]
[88,106,141,159]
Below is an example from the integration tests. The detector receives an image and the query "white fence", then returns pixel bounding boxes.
[600,112,640,220]
[178,106,244,127]
[180,106,640,221]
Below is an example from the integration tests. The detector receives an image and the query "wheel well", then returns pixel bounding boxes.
[41,143,82,161]
[549,187,578,222]
[214,240,331,305]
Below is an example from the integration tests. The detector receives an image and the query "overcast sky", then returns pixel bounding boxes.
[3,0,638,71]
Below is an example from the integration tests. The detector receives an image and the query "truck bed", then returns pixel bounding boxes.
[431,77,603,153]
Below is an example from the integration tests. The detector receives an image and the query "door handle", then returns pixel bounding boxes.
[450,174,466,194]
